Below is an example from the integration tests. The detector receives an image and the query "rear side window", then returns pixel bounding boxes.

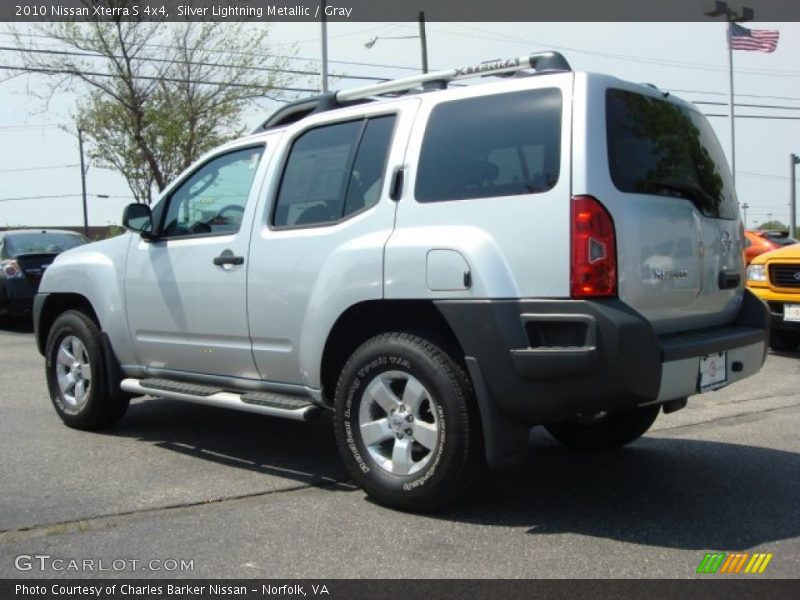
[415,88,562,203]
[606,88,736,220]
[273,115,396,228]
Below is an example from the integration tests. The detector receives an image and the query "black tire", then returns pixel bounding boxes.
[769,330,800,352]
[544,405,660,450]
[45,310,129,429]
[333,332,478,512]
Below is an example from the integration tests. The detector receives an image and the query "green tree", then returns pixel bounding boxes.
[12,1,301,203]
[758,220,788,231]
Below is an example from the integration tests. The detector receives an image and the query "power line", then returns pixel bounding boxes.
[0,44,387,82]
[691,100,800,111]
[0,31,424,73]
[0,63,318,93]
[0,164,79,173]
[0,123,60,130]
[0,193,132,202]
[439,23,800,79]
[670,88,800,103]
[704,113,800,120]
[738,171,789,180]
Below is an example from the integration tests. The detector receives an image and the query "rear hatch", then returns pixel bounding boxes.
[5,232,88,291]
[576,75,742,334]
[15,253,59,288]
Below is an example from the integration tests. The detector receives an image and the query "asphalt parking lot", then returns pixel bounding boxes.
[0,320,798,579]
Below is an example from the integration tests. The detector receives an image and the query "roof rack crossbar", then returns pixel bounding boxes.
[335,51,570,103]
[256,51,571,131]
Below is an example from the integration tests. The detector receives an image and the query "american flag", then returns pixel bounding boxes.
[730,23,780,53]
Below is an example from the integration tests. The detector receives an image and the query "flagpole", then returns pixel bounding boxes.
[727,20,736,187]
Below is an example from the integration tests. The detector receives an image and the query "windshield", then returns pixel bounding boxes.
[764,232,798,246]
[5,232,88,256]
[606,88,737,220]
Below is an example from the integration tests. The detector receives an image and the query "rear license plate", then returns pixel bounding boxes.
[699,352,727,393]
[784,304,800,322]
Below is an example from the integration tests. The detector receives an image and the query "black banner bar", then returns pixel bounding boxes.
[3,580,800,600]
[1,0,799,23]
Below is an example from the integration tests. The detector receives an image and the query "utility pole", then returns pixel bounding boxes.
[418,11,429,74]
[320,0,329,92]
[78,128,88,237]
[740,202,749,228]
[791,153,799,238]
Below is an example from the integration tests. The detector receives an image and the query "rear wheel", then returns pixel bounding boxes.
[45,310,129,429]
[769,330,800,352]
[333,332,478,512]
[544,405,659,450]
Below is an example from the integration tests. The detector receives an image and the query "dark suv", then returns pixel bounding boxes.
[0,229,88,319]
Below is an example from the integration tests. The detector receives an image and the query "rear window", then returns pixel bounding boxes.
[5,232,87,255]
[606,88,736,220]
[415,88,562,203]
[763,232,798,246]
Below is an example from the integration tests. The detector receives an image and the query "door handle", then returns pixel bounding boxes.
[213,250,244,267]
[389,166,405,202]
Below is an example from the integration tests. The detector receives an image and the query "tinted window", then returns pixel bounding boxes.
[6,232,87,255]
[344,117,396,216]
[415,88,562,203]
[274,115,396,228]
[161,146,264,238]
[606,89,736,220]
[763,232,798,246]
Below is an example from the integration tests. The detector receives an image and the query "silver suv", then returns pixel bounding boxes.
[34,52,768,511]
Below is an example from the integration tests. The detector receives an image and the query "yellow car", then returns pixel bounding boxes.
[746,242,800,351]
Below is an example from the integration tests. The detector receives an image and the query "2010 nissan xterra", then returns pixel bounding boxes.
[34,52,768,511]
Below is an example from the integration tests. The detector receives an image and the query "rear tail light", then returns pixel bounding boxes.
[571,195,617,298]
[0,259,23,279]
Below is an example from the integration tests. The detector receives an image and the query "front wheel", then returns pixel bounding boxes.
[544,405,660,450]
[45,310,129,429]
[333,332,478,512]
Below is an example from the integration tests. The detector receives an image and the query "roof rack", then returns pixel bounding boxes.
[255,51,571,132]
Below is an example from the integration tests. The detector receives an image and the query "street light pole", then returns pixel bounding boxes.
[740,202,749,228]
[791,153,800,238]
[78,127,88,237]
[365,14,429,75]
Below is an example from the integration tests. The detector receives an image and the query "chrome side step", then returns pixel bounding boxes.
[121,378,320,422]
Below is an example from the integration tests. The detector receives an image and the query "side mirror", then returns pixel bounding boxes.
[122,203,155,238]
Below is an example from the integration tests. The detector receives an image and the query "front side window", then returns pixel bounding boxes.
[606,88,736,220]
[273,115,397,228]
[161,146,264,238]
[415,88,562,203]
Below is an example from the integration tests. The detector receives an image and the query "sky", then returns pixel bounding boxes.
[1,21,799,229]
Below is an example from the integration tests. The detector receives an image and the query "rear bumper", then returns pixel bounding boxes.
[435,290,768,427]
[0,278,37,316]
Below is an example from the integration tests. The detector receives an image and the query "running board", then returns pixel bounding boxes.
[120,378,320,422]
